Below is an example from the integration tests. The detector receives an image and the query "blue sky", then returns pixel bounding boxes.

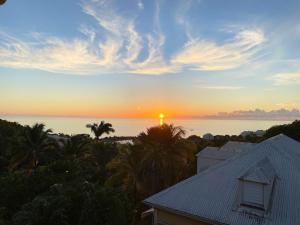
[0,0,300,118]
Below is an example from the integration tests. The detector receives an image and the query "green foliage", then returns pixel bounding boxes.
[86,121,115,140]
[9,123,55,171]
[1,118,299,225]
[264,120,300,141]
[12,182,134,225]
[0,119,24,171]
[108,124,197,197]
[0,120,133,225]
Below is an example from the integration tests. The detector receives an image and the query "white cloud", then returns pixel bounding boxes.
[126,0,178,75]
[276,102,300,109]
[79,25,96,42]
[172,28,266,71]
[129,34,178,75]
[270,72,300,85]
[123,22,142,65]
[137,0,144,10]
[204,108,300,120]
[0,32,103,75]
[0,0,267,76]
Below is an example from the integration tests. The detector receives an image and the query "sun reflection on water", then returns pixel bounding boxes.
[159,113,165,126]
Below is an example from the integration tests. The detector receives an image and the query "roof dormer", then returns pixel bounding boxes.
[237,157,276,215]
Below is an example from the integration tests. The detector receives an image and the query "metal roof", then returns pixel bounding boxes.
[196,141,254,159]
[240,157,276,184]
[196,147,235,160]
[144,134,300,225]
[220,141,255,153]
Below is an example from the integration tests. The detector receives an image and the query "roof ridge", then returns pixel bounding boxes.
[267,139,300,173]
[146,141,260,202]
[146,135,300,202]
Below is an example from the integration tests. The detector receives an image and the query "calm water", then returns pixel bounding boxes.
[0,116,290,137]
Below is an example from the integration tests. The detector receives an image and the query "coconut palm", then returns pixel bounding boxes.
[108,124,196,197]
[137,124,195,194]
[10,123,53,171]
[0,0,7,6]
[86,121,115,140]
[107,144,143,196]
[60,134,89,159]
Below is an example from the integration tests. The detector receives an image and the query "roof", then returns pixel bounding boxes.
[240,157,276,184]
[195,147,218,157]
[195,141,255,158]
[220,141,255,153]
[196,147,234,160]
[144,134,300,225]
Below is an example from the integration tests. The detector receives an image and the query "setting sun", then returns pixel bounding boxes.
[159,113,165,119]
[159,113,165,126]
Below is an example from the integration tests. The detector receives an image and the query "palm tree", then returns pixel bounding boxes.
[0,0,7,6]
[10,123,53,171]
[60,134,89,160]
[106,144,143,195]
[86,121,115,140]
[107,124,196,197]
[137,124,195,194]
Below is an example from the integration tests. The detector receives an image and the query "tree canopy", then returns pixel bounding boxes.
[0,118,300,225]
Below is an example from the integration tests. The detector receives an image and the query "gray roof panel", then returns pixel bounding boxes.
[144,134,300,225]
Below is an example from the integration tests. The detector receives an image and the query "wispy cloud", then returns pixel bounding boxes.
[203,108,300,120]
[137,0,144,10]
[0,32,104,75]
[172,28,266,71]
[276,102,300,109]
[0,0,267,75]
[270,71,300,85]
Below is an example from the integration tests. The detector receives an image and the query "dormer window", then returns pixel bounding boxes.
[237,158,276,214]
[241,181,265,210]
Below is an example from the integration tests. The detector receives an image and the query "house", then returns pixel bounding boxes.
[255,130,266,137]
[144,134,300,225]
[202,133,214,141]
[196,141,255,173]
[240,130,266,138]
[240,130,255,138]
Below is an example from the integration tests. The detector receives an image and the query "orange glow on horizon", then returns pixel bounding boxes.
[0,101,225,119]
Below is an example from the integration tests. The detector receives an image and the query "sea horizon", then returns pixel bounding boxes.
[1,115,291,137]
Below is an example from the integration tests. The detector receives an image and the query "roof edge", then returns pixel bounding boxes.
[143,201,229,225]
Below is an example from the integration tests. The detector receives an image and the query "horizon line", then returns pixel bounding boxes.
[0,113,296,122]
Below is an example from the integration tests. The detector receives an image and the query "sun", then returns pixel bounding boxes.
[159,113,165,119]
[159,113,165,126]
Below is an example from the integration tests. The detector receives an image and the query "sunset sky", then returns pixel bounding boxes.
[1,0,300,118]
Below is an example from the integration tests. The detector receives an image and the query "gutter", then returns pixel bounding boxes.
[143,201,229,225]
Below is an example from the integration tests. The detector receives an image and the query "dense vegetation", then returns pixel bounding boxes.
[0,119,299,225]
[0,120,196,225]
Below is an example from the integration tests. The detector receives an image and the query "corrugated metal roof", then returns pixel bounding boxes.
[240,157,276,184]
[196,142,254,160]
[220,141,255,153]
[196,147,234,160]
[144,134,300,225]
[195,146,219,157]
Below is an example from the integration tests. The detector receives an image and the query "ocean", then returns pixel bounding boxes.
[0,115,291,137]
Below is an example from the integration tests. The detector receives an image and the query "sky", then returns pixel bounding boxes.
[0,0,300,119]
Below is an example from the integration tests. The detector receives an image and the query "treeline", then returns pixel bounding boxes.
[189,120,300,151]
[0,120,197,225]
[0,119,299,225]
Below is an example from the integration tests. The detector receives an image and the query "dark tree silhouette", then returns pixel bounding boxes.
[10,123,53,171]
[108,124,197,196]
[86,121,115,140]
[0,0,7,6]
